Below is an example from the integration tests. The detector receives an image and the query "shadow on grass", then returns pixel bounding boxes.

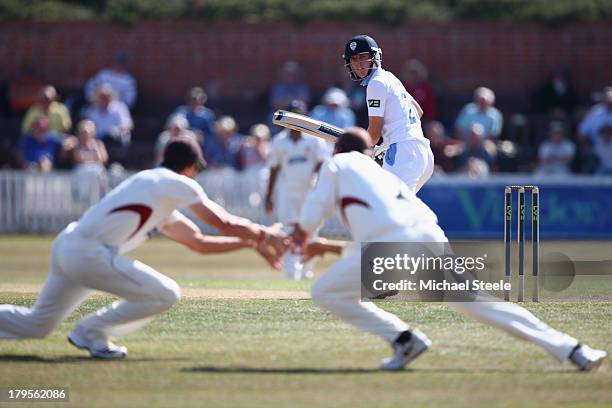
[183,365,576,375]
[0,354,191,364]
[183,366,380,374]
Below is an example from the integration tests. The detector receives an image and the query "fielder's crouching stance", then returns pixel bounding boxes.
[0,137,285,359]
[291,127,606,372]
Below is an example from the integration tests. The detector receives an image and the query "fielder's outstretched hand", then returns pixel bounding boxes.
[261,222,288,258]
[302,237,345,263]
[252,240,282,270]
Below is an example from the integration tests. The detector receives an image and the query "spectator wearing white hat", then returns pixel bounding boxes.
[311,87,356,130]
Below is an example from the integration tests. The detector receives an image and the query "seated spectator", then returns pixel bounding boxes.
[84,84,133,163]
[8,64,44,115]
[62,120,109,201]
[84,51,137,109]
[21,85,72,135]
[455,87,503,141]
[239,124,271,170]
[457,123,496,173]
[171,87,216,143]
[535,122,575,175]
[206,116,243,170]
[270,61,311,111]
[402,59,437,122]
[311,87,356,129]
[594,124,612,175]
[534,65,578,117]
[578,86,612,143]
[64,119,108,170]
[154,114,200,165]
[18,116,62,172]
[424,121,462,173]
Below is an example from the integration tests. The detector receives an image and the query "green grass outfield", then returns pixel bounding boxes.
[0,236,611,408]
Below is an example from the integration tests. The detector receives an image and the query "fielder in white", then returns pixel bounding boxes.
[343,35,434,193]
[265,102,329,280]
[0,137,285,359]
[291,127,606,371]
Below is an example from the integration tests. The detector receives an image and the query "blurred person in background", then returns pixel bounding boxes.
[402,59,437,122]
[424,121,462,174]
[85,51,137,109]
[594,124,612,175]
[63,120,109,201]
[578,86,612,143]
[22,85,72,135]
[7,64,44,115]
[270,61,311,111]
[171,87,217,147]
[455,87,503,141]
[265,100,328,280]
[84,84,133,165]
[268,61,311,132]
[575,86,612,174]
[205,116,243,170]
[239,123,271,171]
[155,114,200,166]
[334,65,367,127]
[534,65,578,117]
[311,87,356,129]
[18,116,62,172]
[535,121,575,175]
[311,87,356,155]
[457,123,495,175]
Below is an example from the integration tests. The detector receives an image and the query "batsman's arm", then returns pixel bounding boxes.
[412,98,424,119]
[367,116,384,147]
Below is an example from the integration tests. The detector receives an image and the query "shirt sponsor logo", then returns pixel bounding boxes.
[368,99,381,108]
[288,156,308,164]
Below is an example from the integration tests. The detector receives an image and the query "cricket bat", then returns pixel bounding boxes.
[272,110,343,143]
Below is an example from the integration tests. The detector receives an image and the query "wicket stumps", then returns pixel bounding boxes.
[504,185,540,302]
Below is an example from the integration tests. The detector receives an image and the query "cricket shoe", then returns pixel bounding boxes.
[569,344,607,372]
[380,328,431,371]
[68,330,127,360]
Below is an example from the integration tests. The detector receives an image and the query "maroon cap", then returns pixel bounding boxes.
[162,136,207,170]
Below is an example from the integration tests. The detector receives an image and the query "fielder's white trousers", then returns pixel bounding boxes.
[276,191,318,280]
[312,224,579,362]
[0,224,180,347]
[383,138,434,193]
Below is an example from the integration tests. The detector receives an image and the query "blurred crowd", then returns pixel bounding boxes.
[1,52,611,181]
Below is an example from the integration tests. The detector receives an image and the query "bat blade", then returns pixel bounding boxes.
[272,110,343,143]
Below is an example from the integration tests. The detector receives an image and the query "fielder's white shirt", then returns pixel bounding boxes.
[299,152,437,242]
[268,130,329,193]
[73,167,208,254]
[366,68,426,146]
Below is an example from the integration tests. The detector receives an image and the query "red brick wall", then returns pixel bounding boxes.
[1,20,610,101]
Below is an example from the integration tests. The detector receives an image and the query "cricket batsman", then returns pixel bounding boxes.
[291,127,606,371]
[0,137,286,359]
[343,34,434,192]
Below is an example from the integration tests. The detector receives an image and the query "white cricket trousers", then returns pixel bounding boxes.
[276,191,318,280]
[311,225,579,362]
[0,223,180,345]
[383,138,434,193]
